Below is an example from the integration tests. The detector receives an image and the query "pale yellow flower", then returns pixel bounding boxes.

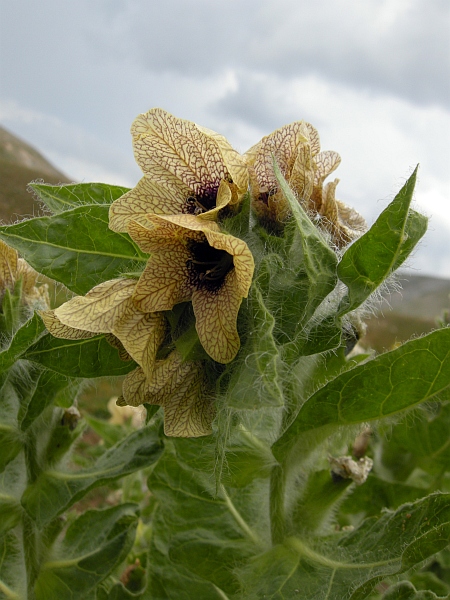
[109,108,249,232]
[120,350,214,438]
[127,213,254,364]
[0,239,49,311]
[245,121,366,246]
[41,278,165,379]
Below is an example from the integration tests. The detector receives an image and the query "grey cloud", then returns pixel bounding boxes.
[107,0,450,109]
[209,72,323,133]
[2,0,449,123]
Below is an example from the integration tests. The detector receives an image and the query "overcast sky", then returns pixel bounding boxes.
[1,0,449,278]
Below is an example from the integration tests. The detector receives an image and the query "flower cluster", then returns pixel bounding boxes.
[43,108,366,437]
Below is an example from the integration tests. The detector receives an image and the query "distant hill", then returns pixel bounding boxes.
[0,126,71,223]
[361,273,449,351]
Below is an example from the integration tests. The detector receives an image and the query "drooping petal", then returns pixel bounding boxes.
[192,269,243,364]
[121,352,214,437]
[146,212,220,234]
[40,310,96,340]
[289,143,316,208]
[319,179,367,247]
[314,151,341,185]
[122,354,185,407]
[112,309,165,379]
[47,279,164,375]
[162,362,214,437]
[310,150,342,212]
[129,220,194,312]
[54,278,136,333]
[104,334,134,362]
[196,179,233,221]
[335,200,368,242]
[109,172,192,232]
[202,229,254,297]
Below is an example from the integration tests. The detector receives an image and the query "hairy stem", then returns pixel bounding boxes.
[270,464,287,545]
[22,513,39,600]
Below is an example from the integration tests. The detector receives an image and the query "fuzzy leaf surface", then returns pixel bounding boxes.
[30,182,130,214]
[21,427,164,526]
[0,530,26,600]
[19,370,78,431]
[34,504,138,600]
[146,439,265,598]
[274,328,450,461]
[0,313,47,373]
[0,205,146,294]
[24,333,136,378]
[237,493,450,600]
[382,581,442,599]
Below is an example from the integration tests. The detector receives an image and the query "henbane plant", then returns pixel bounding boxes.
[0,108,449,599]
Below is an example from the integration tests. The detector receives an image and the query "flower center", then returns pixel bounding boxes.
[186,238,234,292]
[184,185,219,216]
[258,187,277,206]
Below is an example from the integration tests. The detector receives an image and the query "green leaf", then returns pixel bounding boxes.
[84,415,126,448]
[383,581,442,599]
[0,367,43,472]
[219,427,277,488]
[338,167,427,313]
[0,530,27,600]
[30,182,130,214]
[0,313,47,373]
[285,314,343,359]
[19,370,78,431]
[290,469,353,534]
[237,493,450,600]
[274,328,450,461]
[408,571,450,597]
[378,402,450,478]
[338,474,430,522]
[42,408,86,467]
[0,453,27,537]
[0,428,23,474]
[0,205,147,294]
[273,159,338,323]
[21,427,164,526]
[34,504,138,600]
[24,333,136,378]
[146,440,263,598]
[0,497,22,537]
[0,280,23,337]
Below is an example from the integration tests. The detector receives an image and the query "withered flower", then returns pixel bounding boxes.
[245,121,366,246]
[109,108,249,232]
[128,213,254,364]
